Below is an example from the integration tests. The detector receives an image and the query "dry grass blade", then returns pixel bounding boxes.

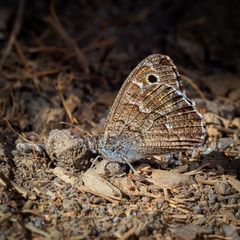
[0,172,29,198]
[57,75,78,124]
[46,0,89,74]
[181,74,207,100]
[25,223,50,239]
[5,119,31,143]
[0,0,26,68]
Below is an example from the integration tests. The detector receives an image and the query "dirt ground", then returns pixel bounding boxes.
[0,1,240,239]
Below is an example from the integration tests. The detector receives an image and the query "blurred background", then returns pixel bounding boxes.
[0,0,239,136]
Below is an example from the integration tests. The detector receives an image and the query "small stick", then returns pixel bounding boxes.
[60,121,94,139]
[181,74,207,100]
[25,223,50,239]
[14,40,28,67]
[0,0,26,68]
[47,0,89,74]
[0,172,29,198]
[123,157,137,174]
[5,119,32,143]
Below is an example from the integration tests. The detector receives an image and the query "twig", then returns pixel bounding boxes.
[46,0,89,74]
[0,172,29,198]
[184,162,209,176]
[0,0,26,68]
[60,121,94,138]
[31,68,61,78]
[114,222,138,240]
[5,119,32,143]
[181,74,207,100]
[25,223,50,239]
[57,74,78,124]
[14,40,28,67]
[26,45,65,54]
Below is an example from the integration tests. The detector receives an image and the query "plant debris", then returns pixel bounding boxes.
[0,1,239,239]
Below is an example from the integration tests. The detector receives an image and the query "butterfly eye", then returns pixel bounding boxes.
[148,74,158,83]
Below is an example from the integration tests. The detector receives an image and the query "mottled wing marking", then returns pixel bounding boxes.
[103,54,181,136]
[101,54,205,160]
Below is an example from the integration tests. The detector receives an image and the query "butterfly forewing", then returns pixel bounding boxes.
[99,54,205,163]
[103,54,181,135]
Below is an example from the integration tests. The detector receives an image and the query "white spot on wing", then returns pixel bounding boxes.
[144,61,153,67]
[165,123,173,130]
[132,79,144,88]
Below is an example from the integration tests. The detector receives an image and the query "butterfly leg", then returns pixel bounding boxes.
[123,157,137,174]
[89,155,101,169]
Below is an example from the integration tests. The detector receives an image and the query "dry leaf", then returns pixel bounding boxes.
[147,169,193,188]
[81,170,122,199]
[112,177,139,197]
[227,177,240,192]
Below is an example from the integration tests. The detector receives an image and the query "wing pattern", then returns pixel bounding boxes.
[98,54,205,163]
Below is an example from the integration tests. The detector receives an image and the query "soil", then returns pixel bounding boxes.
[0,1,240,239]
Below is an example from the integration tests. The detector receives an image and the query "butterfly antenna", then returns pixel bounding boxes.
[60,121,94,140]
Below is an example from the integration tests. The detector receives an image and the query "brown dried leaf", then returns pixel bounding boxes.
[147,169,193,188]
[227,177,240,193]
[112,177,139,197]
[81,170,122,199]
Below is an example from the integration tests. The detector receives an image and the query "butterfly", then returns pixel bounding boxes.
[94,54,205,163]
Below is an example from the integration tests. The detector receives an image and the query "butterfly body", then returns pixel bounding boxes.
[98,136,144,163]
[96,54,205,163]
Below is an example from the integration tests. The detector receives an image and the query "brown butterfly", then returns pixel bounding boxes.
[93,54,205,163]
